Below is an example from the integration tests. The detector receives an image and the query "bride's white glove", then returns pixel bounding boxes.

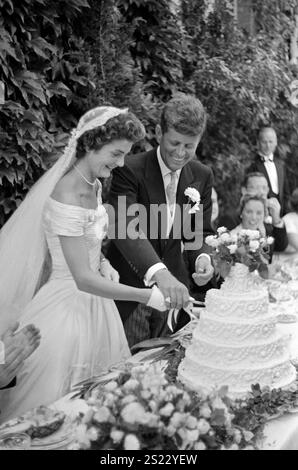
[146,285,167,311]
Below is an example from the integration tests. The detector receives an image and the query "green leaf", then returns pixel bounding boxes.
[0,167,17,184]
[0,40,19,61]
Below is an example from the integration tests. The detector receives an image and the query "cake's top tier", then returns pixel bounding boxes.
[204,263,269,321]
[205,288,269,320]
[220,263,266,294]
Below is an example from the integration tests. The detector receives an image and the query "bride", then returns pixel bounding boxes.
[0,106,171,422]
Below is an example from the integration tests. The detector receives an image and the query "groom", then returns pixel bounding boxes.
[108,93,215,347]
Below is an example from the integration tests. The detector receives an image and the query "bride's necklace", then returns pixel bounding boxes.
[73,165,97,187]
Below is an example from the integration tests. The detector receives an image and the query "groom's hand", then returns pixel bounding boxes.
[152,269,190,310]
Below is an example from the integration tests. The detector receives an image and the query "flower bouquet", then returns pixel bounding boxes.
[70,363,255,450]
[205,227,273,279]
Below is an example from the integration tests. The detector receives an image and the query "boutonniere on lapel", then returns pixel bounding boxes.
[184,187,201,214]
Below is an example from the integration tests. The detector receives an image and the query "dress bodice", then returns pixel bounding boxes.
[43,188,108,280]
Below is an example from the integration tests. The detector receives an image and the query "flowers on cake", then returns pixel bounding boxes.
[70,363,255,450]
[206,227,272,278]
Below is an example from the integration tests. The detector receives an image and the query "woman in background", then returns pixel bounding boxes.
[231,193,267,237]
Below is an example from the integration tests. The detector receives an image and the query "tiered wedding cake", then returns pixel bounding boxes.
[179,263,296,396]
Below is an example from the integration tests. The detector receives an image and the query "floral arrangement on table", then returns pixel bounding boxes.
[205,226,274,278]
[70,363,256,451]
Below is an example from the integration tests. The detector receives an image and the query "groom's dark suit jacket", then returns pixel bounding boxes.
[107,149,215,323]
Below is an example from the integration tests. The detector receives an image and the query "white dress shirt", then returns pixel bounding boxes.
[143,147,210,286]
[260,153,279,195]
[156,147,181,236]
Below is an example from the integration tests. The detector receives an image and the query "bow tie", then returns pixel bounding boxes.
[260,154,274,163]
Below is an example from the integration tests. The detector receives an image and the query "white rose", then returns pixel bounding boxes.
[160,403,175,417]
[177,428,187,442]
[104,381,118,391]
[121,402,147,424]
[249,240,259,251]
[149,400,158,412]
[199,404,212,419]
[233,429,242,444]
[197,418,210,434]
[185,429,199,442]
[194,440,206,450]
[121,394,137,405]
[87,426,98,441]
[184,187,201,203]
[124,434,141,450]
[247,229,260,240]
[186,415,197,429]
[103,392,116,407]
[145,413,159,427]
[93,406,111,423]
[182,392,191,406]
[75,424,90,448]
[141,390,152,400]
[229,443,239,450]
[170,412,185,428]
[267,236,274,245]
[166,385,180,396]
[68,442,81,450]
[217,226,228,235]
[123,379,139,391]
[219,232,231,243]
[243,430,254,442]
[205,235,219,248]
[110,429,124,443]
[166,425,176,437]
[227,244,237,254]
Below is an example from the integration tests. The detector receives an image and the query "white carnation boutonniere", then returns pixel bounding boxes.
[184,187,201,214]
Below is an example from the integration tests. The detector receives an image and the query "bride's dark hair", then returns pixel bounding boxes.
[75,112,146,159]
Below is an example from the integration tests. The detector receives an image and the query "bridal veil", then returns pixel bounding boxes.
[0,106,127,330]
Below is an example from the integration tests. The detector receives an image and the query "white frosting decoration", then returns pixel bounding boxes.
[179,263,296,396]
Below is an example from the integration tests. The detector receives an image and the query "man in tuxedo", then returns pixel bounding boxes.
[108,94,215,347]
[247,127,288,213]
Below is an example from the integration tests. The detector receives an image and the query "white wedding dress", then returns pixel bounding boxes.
[0,189,131,423]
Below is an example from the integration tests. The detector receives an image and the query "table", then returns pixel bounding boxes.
[47,320,298,450]
[3,275,298,450]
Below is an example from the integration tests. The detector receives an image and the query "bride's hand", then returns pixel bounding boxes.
[100,259,120,283]
[146,285,167,311]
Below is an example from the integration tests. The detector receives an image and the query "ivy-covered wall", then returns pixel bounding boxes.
[0,0,94,224]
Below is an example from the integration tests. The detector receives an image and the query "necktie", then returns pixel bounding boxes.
[166,171,176,215]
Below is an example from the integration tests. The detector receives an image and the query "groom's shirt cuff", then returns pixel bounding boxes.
[144,263,167,286]
[195,253,211,271]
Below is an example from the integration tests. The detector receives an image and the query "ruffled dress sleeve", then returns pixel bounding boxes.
[43,198,87,236]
